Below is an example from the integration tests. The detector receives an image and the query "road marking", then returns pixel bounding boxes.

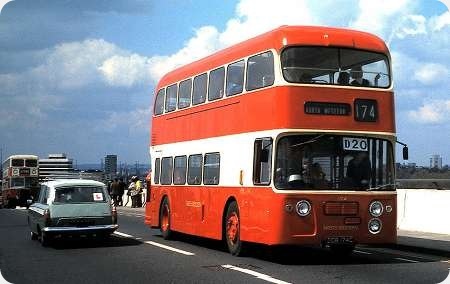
[395,257,419,263]
[221,264,291,284]
[145,241,195,256]
[113,231,135,238]
[354,250,372,255]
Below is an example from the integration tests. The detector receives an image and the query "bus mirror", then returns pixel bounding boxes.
[260,149,269,163]
[402,146,409,160]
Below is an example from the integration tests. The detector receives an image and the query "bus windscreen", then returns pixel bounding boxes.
[281,47,390,88]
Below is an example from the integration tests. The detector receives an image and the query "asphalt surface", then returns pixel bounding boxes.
[0,207,449,284]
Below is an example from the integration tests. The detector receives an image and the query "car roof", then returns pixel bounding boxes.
[41,179,105,188]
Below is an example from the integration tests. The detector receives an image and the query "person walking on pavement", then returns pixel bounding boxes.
[118,178,126,206]
[128,177,136,207]
[135,177,143,207]
[129,176,143,208]
[110,178,120,206]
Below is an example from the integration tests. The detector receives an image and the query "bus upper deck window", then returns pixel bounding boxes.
[193,73,207,105]
[226,60,244,96]
[154,89,165,115]
[178,79,192,109]
[12,159,24,167]
[165,84,178,112]
[246,51,274,91]
[281,47,390,88]
[208,67,225,101]
[25,160,37,167]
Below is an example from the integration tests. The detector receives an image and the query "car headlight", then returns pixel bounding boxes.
[296,200,311,217]
[368,218,382,234]
[369,201,383,217]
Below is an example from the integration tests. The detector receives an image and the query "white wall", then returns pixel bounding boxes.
[397,189,450,235]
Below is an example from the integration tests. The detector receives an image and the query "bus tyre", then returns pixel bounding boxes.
[160,197,172,240]
[225,201,244,256]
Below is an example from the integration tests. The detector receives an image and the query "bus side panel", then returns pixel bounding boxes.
[151,87,395,146]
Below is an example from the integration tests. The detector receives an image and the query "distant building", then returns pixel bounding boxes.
[104,155,117,179]
[430,154,443,169]
[39,153,76,180]
[78,169,104,182]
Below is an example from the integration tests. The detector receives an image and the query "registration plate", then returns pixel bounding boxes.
[326,236,354,245]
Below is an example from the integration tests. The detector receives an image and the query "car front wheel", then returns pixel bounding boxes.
[40,231,50,247]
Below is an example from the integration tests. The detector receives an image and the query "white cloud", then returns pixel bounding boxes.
[395,15,427,39]
[408,100,450,124]
[414,63,449,85]
[219,0,314,46]
[99,54,152,87]
[429,11,450,31]
[97,107,151,133]
[351,0,410,38]
[32,39,123,90]
[147,26,220,82]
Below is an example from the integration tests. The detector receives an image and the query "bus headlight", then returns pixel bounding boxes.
[296,200,311,217]
[368,218,382,234]
[369,201,383,217]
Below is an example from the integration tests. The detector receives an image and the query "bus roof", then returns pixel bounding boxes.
[157,25,389,89]
[4,155,38,162]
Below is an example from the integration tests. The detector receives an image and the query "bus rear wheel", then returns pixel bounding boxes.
[160,197,172,240]
[225,201,244,256]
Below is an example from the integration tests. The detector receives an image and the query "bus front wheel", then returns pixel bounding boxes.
[225,201,244,256]
[160,197,172,240]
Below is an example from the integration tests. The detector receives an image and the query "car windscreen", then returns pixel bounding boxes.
[54,186,107,203]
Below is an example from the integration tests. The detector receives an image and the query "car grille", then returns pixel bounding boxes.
[323,201,359,216]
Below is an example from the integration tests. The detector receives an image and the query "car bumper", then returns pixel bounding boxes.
[42,224,119,233]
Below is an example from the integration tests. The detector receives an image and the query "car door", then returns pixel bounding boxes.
[28,185,50,233]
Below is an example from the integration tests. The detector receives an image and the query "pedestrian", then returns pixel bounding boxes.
[110,178,120,206]
[118,178,126,206]
[135,177,143,207]
[128,177,136,207]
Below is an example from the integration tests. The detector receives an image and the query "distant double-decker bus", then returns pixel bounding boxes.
[2,155,39,208]
[145,26,405,255]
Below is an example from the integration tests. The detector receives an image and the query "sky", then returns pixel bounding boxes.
[0,0,449,166]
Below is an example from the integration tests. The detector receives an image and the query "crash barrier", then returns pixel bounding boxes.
[397,188,450,235]
[397,179,450,190]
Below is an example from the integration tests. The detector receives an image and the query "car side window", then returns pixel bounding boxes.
[38,185,50,204]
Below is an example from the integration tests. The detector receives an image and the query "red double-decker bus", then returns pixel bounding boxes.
[145,26,406,255]
[2,155,39,208]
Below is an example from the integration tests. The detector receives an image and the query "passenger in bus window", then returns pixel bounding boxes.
[337,72,350,85]
[350,66,370,86]
[346,152,371,187]
[310,163,327,188]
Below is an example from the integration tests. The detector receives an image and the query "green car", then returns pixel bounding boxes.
[28,179,118,246]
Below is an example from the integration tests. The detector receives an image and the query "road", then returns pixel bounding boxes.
[0,208,449,284]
